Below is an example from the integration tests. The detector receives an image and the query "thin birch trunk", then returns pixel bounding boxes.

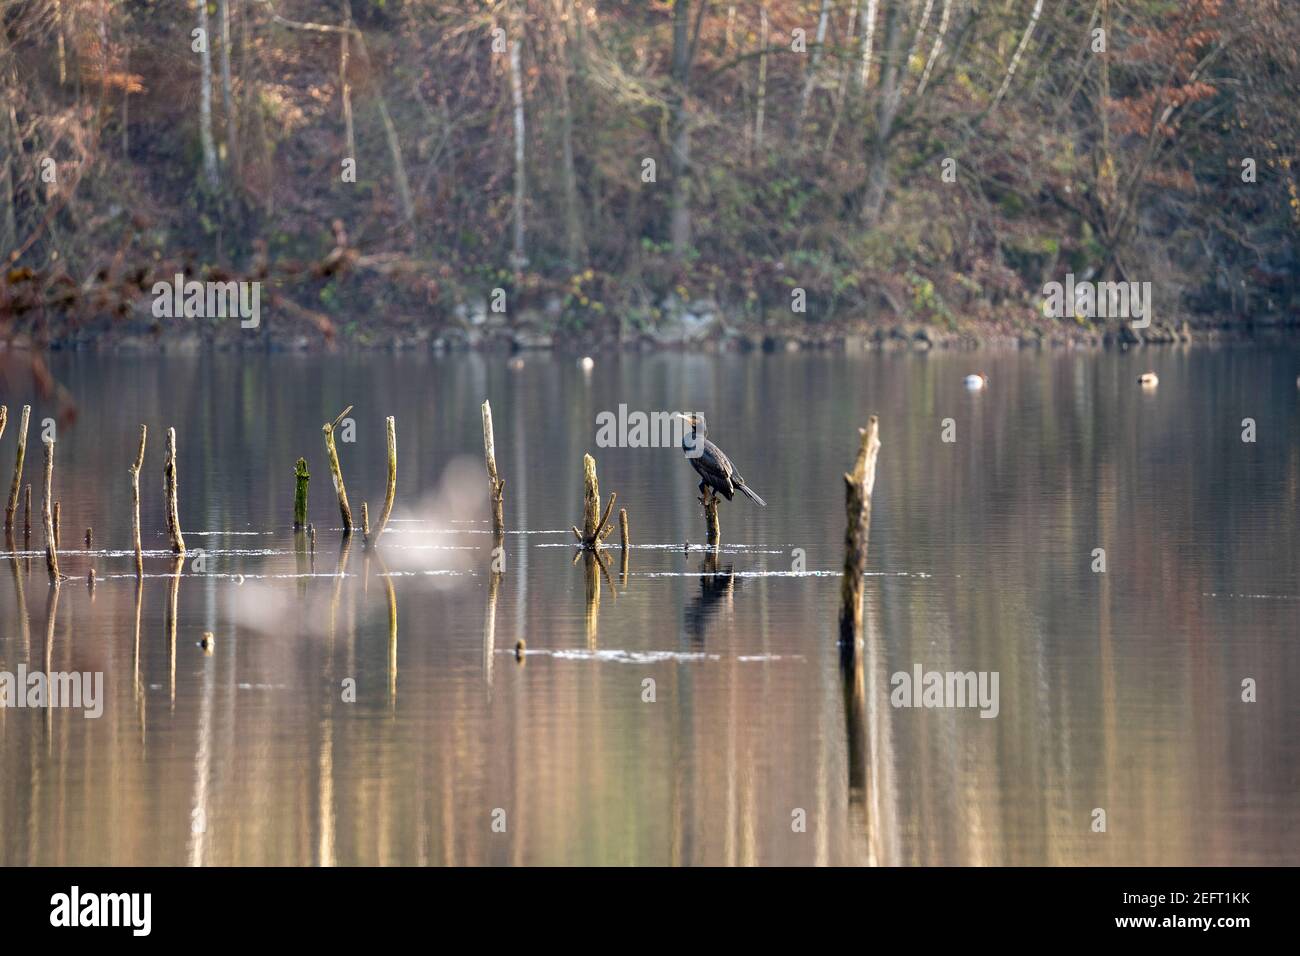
[857,0,878,89]
[796,0,833,138]
[990,0,1044,112]
[508,8,528,267]
[915,0,951,98]
[754,7,769,156]
[198,0,220,190]
[220,0,239,174]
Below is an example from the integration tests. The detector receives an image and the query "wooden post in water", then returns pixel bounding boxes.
[23,483,31,540]
[5,404,30,534]
[164,427,186,554]
[322,406,354,535]
[838,416,881,652]
[619,508,629,550]
[481,401,505,537]
[704,490,720,546]
[53,501,60,548]
[293,457,310,530]
[41,436,59,581]
[85,527,92,548]
[572,453,616,550]
[373,416,396,544]
[361,502,370,540]
[129,425,147,577]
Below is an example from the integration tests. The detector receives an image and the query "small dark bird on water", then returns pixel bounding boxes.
[674,413,766,507]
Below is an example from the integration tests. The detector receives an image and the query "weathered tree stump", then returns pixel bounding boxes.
[293,457,310,530]
[322,406,354,535]
[164,427,186,554]
[41,437,59,581]
[3,404,27,533]
[572,453,616,550]
[839,416,881,652]
[129,425,147,577]
[481,401,506,537]
[373,416,396,544]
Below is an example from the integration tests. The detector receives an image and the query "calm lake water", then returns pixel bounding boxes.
[0,347,1297,866]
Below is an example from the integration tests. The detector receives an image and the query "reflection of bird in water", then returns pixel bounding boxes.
[684,551,736,640]
[673,413,766,507]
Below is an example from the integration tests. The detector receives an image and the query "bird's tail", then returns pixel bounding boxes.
[737,482,766,507]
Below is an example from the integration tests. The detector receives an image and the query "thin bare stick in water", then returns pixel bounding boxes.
[482,401,505,536]
[41,437,59,581]
[361,501,370,540]
[619,508,629,550]
[164,427,186,554]
[373,416,397,544]
[24,483,31,539]
[4,405,28,533]
[839,416,881,652]
[323,406,354,534]
[129,425,147,576]
[53,501,60,548]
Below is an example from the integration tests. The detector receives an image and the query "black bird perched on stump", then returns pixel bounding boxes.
[674,413,766,507]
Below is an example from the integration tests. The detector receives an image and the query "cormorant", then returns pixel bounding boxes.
[673,413,766,507]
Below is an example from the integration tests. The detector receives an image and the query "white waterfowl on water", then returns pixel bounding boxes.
[1139,372,1159,388]
[579,356,595,371]
[964,373,989,390]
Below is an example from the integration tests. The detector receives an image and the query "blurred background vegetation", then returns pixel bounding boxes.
[1,0,1296,347]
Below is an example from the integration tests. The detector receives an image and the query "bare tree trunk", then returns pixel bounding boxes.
[197,0,220,190]
[341,1,355,159]
[915,0,951,98]
[554,0,585,267]
[796,0,833,139]
[824,0,859,155]
[863,0,907,223]
[990,0,1044,112]
[220,0,239,175]
[857,0,878,89]
[754,7,769,157]
[508,6,528,268]
[906,0,935,69]
[668,0,693,259]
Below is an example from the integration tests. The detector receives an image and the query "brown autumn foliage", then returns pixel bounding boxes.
[0,0,1295,349]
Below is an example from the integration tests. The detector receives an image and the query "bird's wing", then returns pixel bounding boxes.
[704,440,734,480]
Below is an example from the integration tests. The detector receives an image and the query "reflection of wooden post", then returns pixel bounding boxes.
[484,562,501,688]
[5,404,29,533]
[164,427,186,554]
[582,550,601,649]
[167,553,183,706]
[130,425,147,577]
[293,457,310,530]
[41,437,59,581]
[619,508,630,581]
[572,453,616,550]
[374,416,396,543]
[481,401,505,536]
[839,416,881,650]
[322,406,354,535]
